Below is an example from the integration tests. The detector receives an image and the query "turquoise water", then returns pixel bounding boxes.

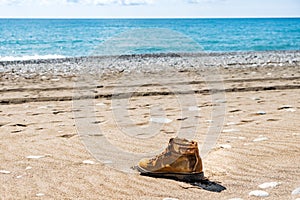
[0,18,299,60]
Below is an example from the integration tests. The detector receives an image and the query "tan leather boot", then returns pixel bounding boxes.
[137,137,204,182]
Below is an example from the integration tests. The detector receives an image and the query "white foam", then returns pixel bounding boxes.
[249,190,269,197]
[0,54,66,62]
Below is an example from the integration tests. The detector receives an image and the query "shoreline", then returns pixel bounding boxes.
[1,50,300,65]
[1,50,300,81]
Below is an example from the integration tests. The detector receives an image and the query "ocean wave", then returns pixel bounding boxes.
[0,54,66,62]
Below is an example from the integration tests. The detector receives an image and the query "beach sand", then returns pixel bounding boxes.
[0,52,300,199]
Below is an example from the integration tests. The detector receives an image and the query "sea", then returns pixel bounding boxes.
[0,18,299,61]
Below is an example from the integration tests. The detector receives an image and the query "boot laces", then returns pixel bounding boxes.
[149,146,171,163]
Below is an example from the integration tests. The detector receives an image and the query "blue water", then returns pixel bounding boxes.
[0,18,299,60]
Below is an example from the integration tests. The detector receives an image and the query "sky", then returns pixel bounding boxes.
[0,0,299,18]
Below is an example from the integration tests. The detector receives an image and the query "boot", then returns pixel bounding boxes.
[137,137,204,182]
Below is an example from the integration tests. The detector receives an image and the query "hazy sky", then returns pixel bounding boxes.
[0,0,299,18]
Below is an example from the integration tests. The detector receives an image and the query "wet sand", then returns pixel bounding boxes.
[1,52,300,199]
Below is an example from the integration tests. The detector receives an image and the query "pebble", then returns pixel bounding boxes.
[251,97,261,101]
[163,198,179,200]
[222,129,239,133]
[278,105,293,110]
[226,122,237,125]
[96,102,106,106]
[38,106,48,109]
[0,170,11,174]
[102,160,113,164]
[292,187,300,195]
[25,166,32,170]
[82,160,96,165]
[150,117,172,124]
[253,136,269,142]
[36,193,45,197]
[216,99,227,103]
[249,190,269,197]
[259,182,280,189]
[219,144,232,149]
[188,106,201,111]
[256,111,266,115]
[26,155,46,159]
[285,108,296,112]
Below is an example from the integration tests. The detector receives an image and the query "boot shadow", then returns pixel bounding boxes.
[190,179,226,192]
[140,173,226,193]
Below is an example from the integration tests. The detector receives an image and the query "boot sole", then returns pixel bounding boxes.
[137,165,204,182]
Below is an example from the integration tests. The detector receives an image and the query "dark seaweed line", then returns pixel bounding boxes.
[1,76,300,93]
[1,84,300,105]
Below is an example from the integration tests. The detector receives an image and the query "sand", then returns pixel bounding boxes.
[0,52,300,199]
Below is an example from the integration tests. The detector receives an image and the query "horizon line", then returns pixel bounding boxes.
[0,16,299,19]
